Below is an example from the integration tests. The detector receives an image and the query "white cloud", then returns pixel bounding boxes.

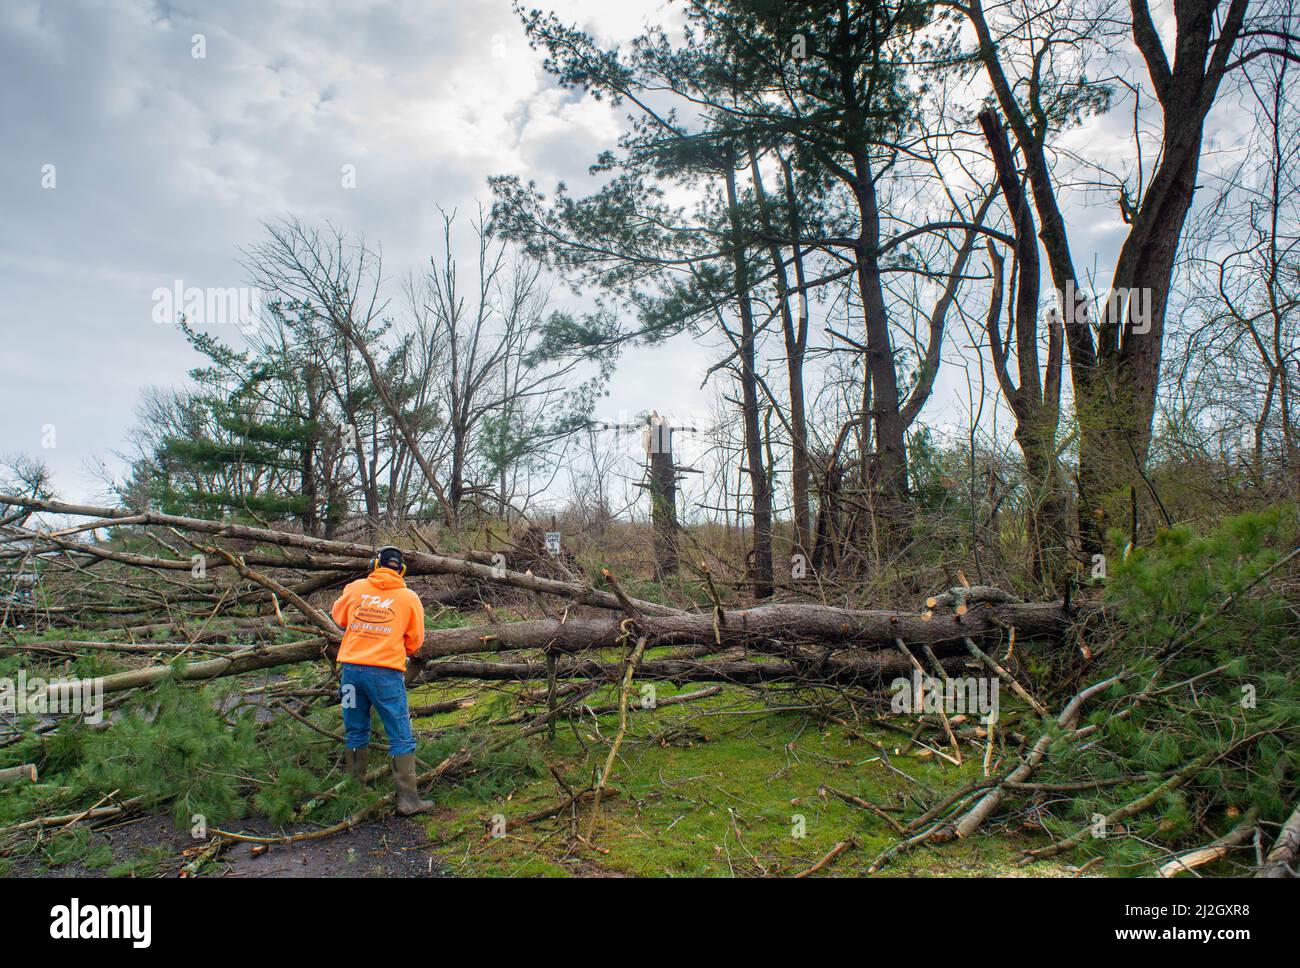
[0,0,1258,506]
[0,0,668,500]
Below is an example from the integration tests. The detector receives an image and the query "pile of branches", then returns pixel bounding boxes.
[0,496,1080,694]
[2,493,1297,878]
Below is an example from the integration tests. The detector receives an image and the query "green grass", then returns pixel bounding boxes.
[407,681,1092,877]
[6,615,1214,879]
[104,845,174,879]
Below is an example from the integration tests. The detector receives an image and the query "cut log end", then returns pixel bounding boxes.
[0,764,38,786]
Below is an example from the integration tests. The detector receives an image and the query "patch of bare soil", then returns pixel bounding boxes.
[214,815,444,878]
[17,812,446,879]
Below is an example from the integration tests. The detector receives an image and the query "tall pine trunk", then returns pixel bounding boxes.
[724,156,773,599]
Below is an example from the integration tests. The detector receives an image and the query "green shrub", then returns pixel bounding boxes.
[1038,505,1300,865]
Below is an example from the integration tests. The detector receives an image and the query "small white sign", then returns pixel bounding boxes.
[544,531,561,555]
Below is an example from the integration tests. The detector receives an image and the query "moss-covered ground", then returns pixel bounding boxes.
[406,678,1086,877]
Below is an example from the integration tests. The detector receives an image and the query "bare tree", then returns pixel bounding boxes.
[244,217,456,527]
[1173,37,1299,490]
[978,109,1068,585]
[411,207,590,523]
[959,0,1299,552]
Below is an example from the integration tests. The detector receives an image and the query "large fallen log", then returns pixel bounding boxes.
[13,593,1074,699]
[13,637,330,701]
[412,599,1074,661]
[0,764,37,786]
[414,649,955,687]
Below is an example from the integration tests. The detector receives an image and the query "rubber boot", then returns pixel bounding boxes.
[392,753,434,815]
[344,747,370,785]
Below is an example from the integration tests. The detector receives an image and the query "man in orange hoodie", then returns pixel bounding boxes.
[330,545,433,815]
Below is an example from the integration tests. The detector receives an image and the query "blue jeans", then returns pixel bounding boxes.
[340,663,416,756]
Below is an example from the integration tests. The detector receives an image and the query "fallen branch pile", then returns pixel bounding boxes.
[0,494,1082,699]
[2,491,1296,879]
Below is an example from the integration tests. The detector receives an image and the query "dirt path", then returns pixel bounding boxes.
[17,813,446,878]
[214,816,445,878]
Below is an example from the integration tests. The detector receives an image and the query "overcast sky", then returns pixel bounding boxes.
[0,0,712,503]
[0,0,1259,506]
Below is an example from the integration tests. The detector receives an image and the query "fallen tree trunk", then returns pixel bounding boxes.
[37,632,959,700]
[418,648,962,687]
[413,599,1075,661]
[27,637,330,700]
[17,593,1077,700]
[91,616,282,638]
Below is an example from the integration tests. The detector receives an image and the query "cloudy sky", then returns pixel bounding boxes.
[0,0,709,502]
[0,0,1259,506]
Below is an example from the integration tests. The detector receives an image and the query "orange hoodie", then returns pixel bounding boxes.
[330,567,425,671]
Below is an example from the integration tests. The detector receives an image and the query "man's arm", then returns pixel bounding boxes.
[326,586,352,665]
[330,585,352,628]
[403,593,425,655]
[332,589,353,626]
[403,593,426,686]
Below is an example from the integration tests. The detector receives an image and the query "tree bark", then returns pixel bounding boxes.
[723,153,774,598]
[967,0,1251,554]
[411,599,1076,662]
[1256,798,1300,878]
[978,109,1069,584]
[749,147,813,560]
